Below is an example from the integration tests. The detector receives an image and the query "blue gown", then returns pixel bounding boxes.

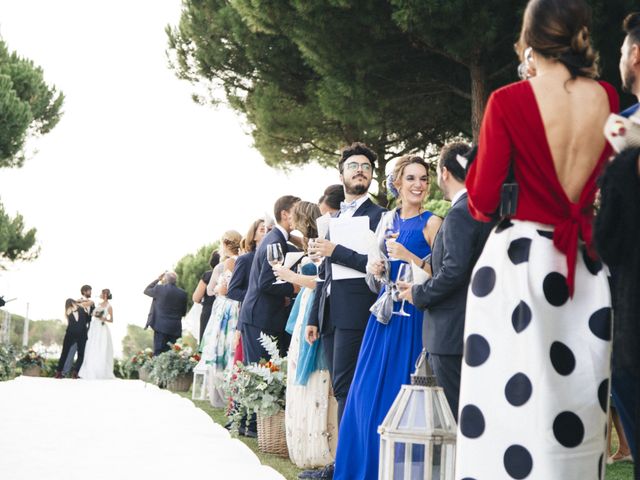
[334,211,432,480]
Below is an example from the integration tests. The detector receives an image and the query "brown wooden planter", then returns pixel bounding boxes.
[22,365,41,377]
[257,410,289,458]
[166,373,193,392]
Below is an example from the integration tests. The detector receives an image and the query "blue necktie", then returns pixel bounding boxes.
[339,200,357,213]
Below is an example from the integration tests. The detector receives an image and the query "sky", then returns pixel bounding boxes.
[0,0,340,357]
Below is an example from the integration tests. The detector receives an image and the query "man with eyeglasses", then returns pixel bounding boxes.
[303,142,385,479]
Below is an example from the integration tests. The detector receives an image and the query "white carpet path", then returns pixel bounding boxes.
[0,376,285,480]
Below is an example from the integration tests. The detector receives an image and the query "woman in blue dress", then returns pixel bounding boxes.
[334,155,442,480]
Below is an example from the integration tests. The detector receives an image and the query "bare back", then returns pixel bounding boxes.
[529,75,610,202]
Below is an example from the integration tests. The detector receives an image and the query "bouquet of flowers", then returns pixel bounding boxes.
[223,333,287,433]
[17,348,45,369]
[149,342,200,385]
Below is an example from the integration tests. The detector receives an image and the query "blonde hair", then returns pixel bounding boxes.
[221,230,242,256]
[392,155,430,208]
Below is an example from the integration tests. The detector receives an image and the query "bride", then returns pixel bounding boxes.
[79,288,115,379]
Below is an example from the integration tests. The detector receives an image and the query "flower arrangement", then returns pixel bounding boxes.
[17,349,45,369]
[224,333,287,433]
[127,348,154,372]
[149,342,200,385]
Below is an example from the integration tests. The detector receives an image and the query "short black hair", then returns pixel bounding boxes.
[338,142,377,173]
[438,142,475,183]
[319,184,345,210]
[80,285,92,295]
[624,13,640,46]
[273,195,301,222]
[208,250,220,269]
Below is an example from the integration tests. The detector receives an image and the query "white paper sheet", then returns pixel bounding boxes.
[284,251,305,269]
[316,214,331,239]
[412,261,431,285]
[330,216,372,280]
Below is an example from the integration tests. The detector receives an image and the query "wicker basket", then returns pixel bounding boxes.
[138,367,150,382]
[22,365,41,377]
[257,410,289,458]
[166,373,193,392]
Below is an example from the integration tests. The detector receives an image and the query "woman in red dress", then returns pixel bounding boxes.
[455,0,618,478]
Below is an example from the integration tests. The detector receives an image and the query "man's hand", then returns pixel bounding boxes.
[158,272,166,281]
[397,280,414,305]
[367,259,385,279]
[311,238,336,257]
[305,325,319,345]
[232,330,241,350]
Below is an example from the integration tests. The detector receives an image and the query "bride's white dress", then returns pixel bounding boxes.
[79,302,115,379]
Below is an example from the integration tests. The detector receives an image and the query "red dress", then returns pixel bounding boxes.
[466,80,619,294]
[455,80,618,480]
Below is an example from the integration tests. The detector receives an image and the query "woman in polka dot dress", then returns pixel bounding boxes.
[456,0,619,478]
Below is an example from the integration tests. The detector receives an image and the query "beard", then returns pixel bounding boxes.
[622,68,636,94]
[344,175,371,195]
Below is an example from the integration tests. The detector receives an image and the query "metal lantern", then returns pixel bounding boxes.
[192,360,208,401]
[378,350,457,480]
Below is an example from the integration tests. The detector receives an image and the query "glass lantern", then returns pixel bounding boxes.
[191,360,208,401]
[378,350,457,480]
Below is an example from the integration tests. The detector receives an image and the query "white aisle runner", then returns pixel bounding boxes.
[0,377,285,480]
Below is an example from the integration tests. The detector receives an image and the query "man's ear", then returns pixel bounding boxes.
[441,166,450,181]
[631,43,640,68]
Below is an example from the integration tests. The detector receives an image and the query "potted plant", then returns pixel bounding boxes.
[0,344,16,381]
[149,342,199,392]
[127,348,154,381]
[224,333,288,457]
[17,349,45,377]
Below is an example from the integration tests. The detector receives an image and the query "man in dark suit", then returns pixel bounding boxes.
[62,284,93,376]
[144,271,188,356]
[240,195,301,363]
[55,298,93,379]
[306,143,385,425]
[399,143,493,420]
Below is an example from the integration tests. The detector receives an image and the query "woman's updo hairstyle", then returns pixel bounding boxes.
[292,201,321,250]
[516,0,598,79]
[221,230,242,256]
[102,288,112,300]
[438,142,476,182]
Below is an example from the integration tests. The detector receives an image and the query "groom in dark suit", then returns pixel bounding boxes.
[144,271,188,356]
[55,298,92,379]
[400,143,493,419]
[240,195,301,363]
[306,143,385,425]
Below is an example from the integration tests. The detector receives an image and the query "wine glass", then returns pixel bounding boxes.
[308,238,325,282]
[383,212,399,261]
[393,263,413,317]
[267,243,285,284]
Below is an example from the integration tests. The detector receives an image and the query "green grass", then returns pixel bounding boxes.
[177,392,303,480]
[179,390,634,480]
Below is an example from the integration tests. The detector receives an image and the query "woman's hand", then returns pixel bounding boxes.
[305,325,319,345]
[386,239,411,262]
[273,265,294,283]
[367,259,385,279]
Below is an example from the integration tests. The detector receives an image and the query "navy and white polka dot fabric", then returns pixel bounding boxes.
[455,219,612,479]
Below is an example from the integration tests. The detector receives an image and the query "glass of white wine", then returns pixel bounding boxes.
[393,263,413,317]
[267,243,285,284]
[308,238,325,282]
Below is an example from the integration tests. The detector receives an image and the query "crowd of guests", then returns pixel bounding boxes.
[165,0,640,478]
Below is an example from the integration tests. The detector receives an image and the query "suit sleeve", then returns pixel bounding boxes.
[306,260,326,328]
[227,257,248,302]
[411,208,479,309]
[257,243,294,297]
[144,279,160,298]
[330,244,368,273]
[465,91,512,222]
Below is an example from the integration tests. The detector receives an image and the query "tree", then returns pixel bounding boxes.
[0,37,64,264]
[121,324,154,359]
[167,1,635,206]
[174,243,218,310]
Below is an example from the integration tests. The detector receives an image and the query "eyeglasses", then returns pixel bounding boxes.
[344,161,372,172]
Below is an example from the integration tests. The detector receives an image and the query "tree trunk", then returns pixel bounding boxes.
[372,143,388,208]
[470,63,488,142]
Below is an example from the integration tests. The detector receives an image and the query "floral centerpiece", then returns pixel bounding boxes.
[149,342,200,391]
[224,334,288,455]
[17,349,45,376]
[127,348,154,380]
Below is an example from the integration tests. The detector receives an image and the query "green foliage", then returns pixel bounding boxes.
[0,343,17,381]
[0,202,38,266]
[121,324,153,359]
[0,38,64,168]
[149,341,199,385]
[174,242,217,310]
[16,348,44,369]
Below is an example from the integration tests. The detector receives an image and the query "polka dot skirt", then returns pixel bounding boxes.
[455,220,612,480]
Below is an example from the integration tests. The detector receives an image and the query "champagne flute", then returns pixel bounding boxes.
[308,238,325,282]
[393,263,413,317]
[267,243,286,284]
[383,211,399,261]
